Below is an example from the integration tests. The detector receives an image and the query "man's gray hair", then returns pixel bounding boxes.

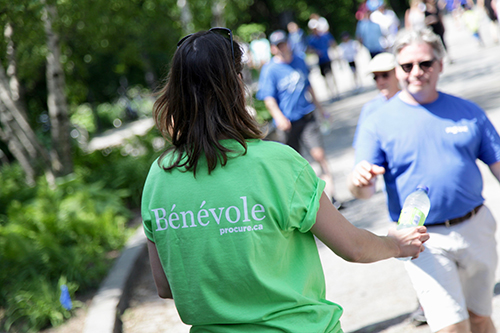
[392,28,446,61]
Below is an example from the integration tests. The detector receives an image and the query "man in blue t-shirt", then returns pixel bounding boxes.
[257,30,341,209]
[349,28,500,332]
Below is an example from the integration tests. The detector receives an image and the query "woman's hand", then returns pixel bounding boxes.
[387,226,430,259]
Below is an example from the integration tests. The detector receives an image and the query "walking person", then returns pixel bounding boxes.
[338,31,362,92]
[423,0,448,51]
[352,51,429,327]
[258,30,340,207]
[405,0,427,31]
[355,10,385,58]
[287,21,308,59]
[349,28,500,333]
[307,19,340,100]
[142,27,429,332]
[352,52,400,148]
[370,3,400,49]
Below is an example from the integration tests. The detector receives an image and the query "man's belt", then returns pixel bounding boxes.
[431,204,483,227]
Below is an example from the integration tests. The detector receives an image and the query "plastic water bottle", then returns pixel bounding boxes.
[397,185,431,261]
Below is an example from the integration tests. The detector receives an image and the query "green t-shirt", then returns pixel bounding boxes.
[142,139,343,332]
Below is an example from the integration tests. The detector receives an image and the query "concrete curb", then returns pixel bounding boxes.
[83,222,147,333]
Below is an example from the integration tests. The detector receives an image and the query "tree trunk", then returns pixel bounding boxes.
[41,1,73,177]
[0,104,36,185]
[4,23,26,120]
[0,66,51,163]
[0,22,56,186]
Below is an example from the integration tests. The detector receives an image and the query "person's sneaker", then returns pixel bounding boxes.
[409,305,427,326]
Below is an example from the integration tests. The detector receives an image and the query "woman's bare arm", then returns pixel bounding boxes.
[311,192,429,263]
[147,239,173,299]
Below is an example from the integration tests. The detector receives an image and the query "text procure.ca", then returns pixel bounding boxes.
[151,196,266,231]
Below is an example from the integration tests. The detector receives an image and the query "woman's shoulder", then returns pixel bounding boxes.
[248,139,298,155]
[247,139,310,167]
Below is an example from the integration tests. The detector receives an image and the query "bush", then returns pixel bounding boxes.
[73,130,162,208]
[70,86,155,135]
[0,164,37,218]
[0,162,138,331]
[0,128,165,332]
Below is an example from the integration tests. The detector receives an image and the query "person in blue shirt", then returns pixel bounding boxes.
[287,21,307,59]
[257,30,341,208]
[355,10,385,58]
[352,52,400,148]
[307,19,339,100]
[349,28,500,333]
[353,51,431,326]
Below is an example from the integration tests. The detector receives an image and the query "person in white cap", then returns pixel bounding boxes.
[352,52,399,148]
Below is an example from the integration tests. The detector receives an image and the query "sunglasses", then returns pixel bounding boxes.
[177,27,235,64]
[373,72,390,81]
[398,59,436,73]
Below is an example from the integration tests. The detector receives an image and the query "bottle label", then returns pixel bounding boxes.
[398,207,426,227]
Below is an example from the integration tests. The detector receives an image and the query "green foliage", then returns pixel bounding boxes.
[0,128,166,331]
[2,277,81,332]
[236,23,267,43]
[0,158,140,331]
[248,94,272,124]
[0,164,38,218]
[73,131,161,208]
[70,104,97,134]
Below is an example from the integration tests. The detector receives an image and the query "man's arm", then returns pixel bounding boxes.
[264,96,291,131]
[348,160,386,199]
[147,239,173,299]
[311,192,429,263]
[489,160,500,182]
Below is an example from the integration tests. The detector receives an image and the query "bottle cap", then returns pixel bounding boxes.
[416,185,429,193]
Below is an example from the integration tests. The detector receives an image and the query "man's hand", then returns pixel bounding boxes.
[351,160,385,187]
[274,113,292,131]
[264,96,292,131]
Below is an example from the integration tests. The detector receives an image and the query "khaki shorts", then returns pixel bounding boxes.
[404,205,498,332]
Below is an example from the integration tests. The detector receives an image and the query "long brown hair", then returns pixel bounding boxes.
[153,30,263,175]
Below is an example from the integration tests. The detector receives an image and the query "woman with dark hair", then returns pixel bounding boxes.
[142,28,429,332]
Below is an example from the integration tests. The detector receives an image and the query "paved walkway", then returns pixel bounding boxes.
[121,16,500,333]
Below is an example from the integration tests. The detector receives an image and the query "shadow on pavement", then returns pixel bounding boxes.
[350,312,414,333]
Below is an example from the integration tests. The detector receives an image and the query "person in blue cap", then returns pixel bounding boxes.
[257,30,341,208]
